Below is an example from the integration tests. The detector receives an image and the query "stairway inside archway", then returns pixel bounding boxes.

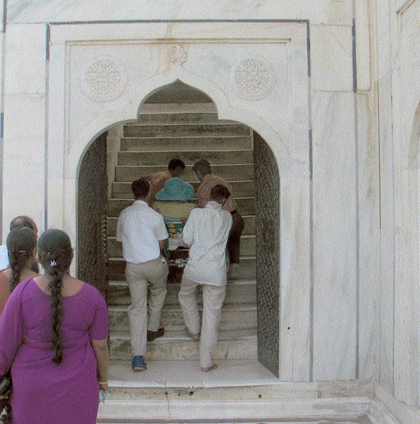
[106,100,257,364]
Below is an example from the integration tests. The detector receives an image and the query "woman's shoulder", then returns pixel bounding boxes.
[78,282,107,305]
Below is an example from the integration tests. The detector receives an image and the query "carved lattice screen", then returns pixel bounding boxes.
[77,132,108,298]
[254,131,280,376]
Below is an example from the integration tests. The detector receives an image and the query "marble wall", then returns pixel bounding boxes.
[375,0,420,415]
[0,0,380,386]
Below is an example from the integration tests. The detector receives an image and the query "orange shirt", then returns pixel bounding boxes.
[197,174,237,213]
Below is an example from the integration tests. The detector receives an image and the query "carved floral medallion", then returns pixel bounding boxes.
[82,57,127,102]
[233,57,276,100]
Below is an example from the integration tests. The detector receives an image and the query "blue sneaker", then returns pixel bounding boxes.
[132,355,147,371]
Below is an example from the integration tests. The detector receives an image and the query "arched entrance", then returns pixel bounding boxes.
[77,81,280,375]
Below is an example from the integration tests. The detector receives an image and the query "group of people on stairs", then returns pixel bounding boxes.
[117,158,245,372]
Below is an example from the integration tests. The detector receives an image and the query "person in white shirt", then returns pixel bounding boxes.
[0,216,38,270]
[178,185,233,372]
[116,178,169,371]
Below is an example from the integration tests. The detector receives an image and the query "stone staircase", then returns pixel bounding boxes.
[106,103,257,362]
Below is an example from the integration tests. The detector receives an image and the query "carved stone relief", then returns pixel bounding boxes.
[168,44,188,65]
[233,57,276,100]
[81,56,127,102]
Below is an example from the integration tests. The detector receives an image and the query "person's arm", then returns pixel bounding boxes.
[156,215,169,255]
[89,291,109,390]
[159,239,166,251]
[91,339,109,391]
[182,213,194,247]
[0,282,25,375]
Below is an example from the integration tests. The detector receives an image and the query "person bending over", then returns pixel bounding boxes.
[144,158,186,207]
[192,159,245,279]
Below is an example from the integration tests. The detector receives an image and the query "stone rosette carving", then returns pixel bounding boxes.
[81,57,127,102]
[168,44,188,65]
[232,57,276,101]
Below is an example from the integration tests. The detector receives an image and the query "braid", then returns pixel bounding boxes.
[6,228,37,293]
[48,268,64,365]
[9,253,30,292]
[37,230,73,366]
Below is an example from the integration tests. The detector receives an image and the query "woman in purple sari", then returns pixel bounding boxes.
[0,229,109,424]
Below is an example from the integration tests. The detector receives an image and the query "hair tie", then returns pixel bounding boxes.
[50,260,57,267]
[18,250,26,253]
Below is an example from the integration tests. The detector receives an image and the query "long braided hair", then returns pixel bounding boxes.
[37,229,73,365]
[6,228,37,293]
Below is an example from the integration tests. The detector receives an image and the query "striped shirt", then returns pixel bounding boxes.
[197,174,237,213]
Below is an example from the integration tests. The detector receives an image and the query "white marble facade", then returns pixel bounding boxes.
[0,0,419,421]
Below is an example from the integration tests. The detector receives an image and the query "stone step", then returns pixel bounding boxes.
[114,164,255,182]
[108,279,257,306]
[108,304,257,333]
[107,214,255,236]
[136,112,221,125]
[109,330,257,361]
[121,135,253,151]
[107,256,256,281]
[108,196,255,217]
[107,235,256,257]
[108,197,255,217]
[97,362,375,423]
[118,149,254,166]
[123,123,251,138]
[111,179,255,199]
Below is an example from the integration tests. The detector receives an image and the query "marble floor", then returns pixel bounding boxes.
[100,360,374,424]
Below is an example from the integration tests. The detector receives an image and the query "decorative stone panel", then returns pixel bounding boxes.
[77,132,108,298]
[81,56,127,102]
[233,57,276,100]
[254,131,280,377]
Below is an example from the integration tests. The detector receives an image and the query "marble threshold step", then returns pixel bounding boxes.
[108,304,257,333]
[97,360,376,424]
[109,330,257,361]
[120,135,253,151]
[107,255,257,281]
[108,278,257,306]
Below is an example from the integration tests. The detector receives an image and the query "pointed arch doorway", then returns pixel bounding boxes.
[77,81,280,376]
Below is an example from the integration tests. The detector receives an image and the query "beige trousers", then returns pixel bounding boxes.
[125,257,168,356]
[178,276,226,368]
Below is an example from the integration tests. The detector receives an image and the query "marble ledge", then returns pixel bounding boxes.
[7,0,354,25]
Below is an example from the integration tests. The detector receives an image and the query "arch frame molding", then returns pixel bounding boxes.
[47,20,311,381]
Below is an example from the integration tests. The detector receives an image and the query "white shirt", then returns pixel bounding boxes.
[116,200,168,264]
[183,201,232,286]
[0,245,8,270]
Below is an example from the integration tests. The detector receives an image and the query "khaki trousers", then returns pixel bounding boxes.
[125,257,168,356]
[178,277,226,368]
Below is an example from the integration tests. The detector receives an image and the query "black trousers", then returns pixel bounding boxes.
[227,210,245,264]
